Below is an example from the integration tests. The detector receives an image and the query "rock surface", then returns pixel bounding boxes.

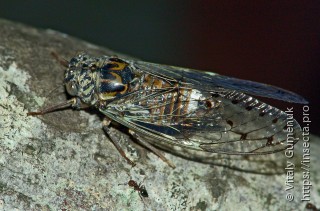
[0,19,319,210]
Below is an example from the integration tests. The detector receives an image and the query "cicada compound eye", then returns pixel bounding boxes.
[66,81,78,96]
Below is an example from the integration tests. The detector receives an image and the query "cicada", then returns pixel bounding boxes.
[28,53,308,168]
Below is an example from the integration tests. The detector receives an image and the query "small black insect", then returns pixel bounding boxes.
[119,179,148,200]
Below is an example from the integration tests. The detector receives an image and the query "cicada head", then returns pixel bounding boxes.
[64,53,99,106]
[64,53,134,106]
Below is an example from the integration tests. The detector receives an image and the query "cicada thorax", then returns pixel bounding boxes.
[97,57,134,101]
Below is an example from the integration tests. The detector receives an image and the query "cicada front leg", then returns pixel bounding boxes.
[27,98,80,116]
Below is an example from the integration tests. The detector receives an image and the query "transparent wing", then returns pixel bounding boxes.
[134,60,308,104]
[102,87,301,155]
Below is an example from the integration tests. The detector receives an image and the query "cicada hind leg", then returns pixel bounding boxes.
[129,130,176,169]
[103,118,175,168]
[102,119,136,167]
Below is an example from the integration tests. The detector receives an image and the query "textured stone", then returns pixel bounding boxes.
[0,19,319,210]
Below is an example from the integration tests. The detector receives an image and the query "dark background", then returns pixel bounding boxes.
[1,1,319,135]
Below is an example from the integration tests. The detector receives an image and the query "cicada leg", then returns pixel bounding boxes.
[50,51,69,67]
[129,129,176,169]
[27,98,79,116]
[102,119,136,167]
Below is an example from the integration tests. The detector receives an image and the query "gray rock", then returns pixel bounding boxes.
[0,19,319,211]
